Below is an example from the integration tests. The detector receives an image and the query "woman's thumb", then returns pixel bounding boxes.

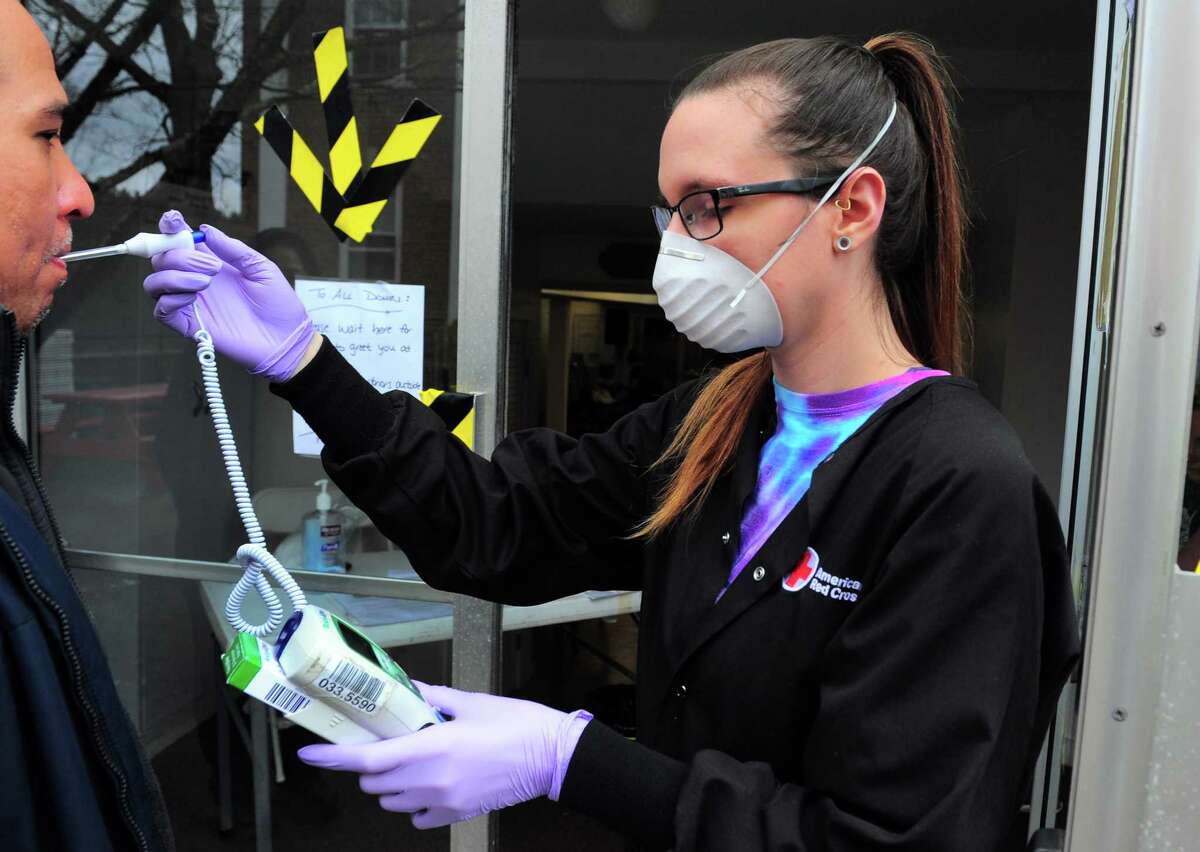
[200,224,275,282]
[413,683,470,719]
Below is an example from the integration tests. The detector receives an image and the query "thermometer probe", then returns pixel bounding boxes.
[61,230,206,263]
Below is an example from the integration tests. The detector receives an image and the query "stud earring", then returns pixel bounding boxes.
[835,235,852,252]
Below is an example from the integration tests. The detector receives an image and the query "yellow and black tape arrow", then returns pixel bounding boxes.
[254,106,345,236]
[421,389,476,451]
[253,26,442,244]
[334,99,440,242]
[314,26,361,196]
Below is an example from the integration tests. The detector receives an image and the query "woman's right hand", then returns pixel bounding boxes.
[143,209,318,383]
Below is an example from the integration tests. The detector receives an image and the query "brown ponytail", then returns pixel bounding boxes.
[634,352,772,538]
[865,33,968,376]
[636,33,968,539]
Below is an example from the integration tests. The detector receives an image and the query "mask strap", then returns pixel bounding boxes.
[729,101,898,309]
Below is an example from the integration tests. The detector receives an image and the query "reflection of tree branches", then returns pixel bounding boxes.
[144,9,300,192]
[90,140,178,196]
[160,0,223,169]
[255,58,459,96]
[85,83,160,104]
[51,0,124,80]
[41,0,464,206]
[48,0,171,141]
[162,0,303,186]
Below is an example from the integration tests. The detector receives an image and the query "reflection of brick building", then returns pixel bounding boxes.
[240,0,463,390]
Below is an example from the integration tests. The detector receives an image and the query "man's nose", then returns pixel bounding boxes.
[58,151,95,220]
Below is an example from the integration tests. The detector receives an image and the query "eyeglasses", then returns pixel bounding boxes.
[651,177,836,241]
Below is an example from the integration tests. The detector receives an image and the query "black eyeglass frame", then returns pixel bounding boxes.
[651,177,836,240]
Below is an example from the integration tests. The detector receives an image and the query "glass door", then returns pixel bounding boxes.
[23,1,506,849]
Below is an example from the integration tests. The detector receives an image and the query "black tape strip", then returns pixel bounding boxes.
[323,73,356,151]
[258,107,349,241]
[258,106,294,165]
[338,99,438,205]
[403,98,439,123]
[346,160,411,207]
[428,392,474,431]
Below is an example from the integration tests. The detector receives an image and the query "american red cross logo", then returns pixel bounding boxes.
[782,547,820,592]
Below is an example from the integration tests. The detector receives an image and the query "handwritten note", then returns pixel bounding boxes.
[292,278,424,456]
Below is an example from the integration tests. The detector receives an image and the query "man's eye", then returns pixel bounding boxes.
[39,130,61,143]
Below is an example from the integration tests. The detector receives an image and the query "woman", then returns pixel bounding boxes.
[145,33,1079,851]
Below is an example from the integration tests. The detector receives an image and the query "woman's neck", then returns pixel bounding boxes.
[769,286,921,394]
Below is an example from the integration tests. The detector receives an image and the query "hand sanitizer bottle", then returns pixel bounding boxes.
[303,479,346,573]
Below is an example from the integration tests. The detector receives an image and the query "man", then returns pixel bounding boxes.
[0,3,173,849]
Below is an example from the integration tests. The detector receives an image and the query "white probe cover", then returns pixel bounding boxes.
[123,230,198,258]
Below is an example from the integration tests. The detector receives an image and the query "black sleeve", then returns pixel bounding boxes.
[272,338,689,604]
[559,433,1078,850]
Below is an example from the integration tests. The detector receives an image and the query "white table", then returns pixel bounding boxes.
[199,549,642,650]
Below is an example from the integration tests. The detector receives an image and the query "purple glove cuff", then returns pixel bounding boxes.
[549,710,593,802]
[251,319,315,383]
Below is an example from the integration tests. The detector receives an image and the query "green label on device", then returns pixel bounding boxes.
[222,632,263,691]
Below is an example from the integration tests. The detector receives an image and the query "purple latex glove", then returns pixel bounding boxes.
[298,682,593,829]
[142,210,316,382]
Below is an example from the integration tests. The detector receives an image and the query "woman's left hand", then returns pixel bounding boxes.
[297,682,592,829]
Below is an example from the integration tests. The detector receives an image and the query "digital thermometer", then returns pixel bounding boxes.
[71,219,444,745]
[277,604,443,737]
[223,605,442,743]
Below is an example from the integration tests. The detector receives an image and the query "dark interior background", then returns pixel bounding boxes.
[508,0,1097,505]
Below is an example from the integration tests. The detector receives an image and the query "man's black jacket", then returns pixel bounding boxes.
[0,310,173,851]
[278,339,1080,852]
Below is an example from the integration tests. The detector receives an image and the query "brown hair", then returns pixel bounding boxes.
[636,33,968,539]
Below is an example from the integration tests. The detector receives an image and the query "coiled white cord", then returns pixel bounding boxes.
[192,308,307,636]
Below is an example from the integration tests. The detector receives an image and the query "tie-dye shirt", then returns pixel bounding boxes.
[719,368,949,600]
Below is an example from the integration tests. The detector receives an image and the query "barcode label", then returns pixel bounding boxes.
[327,660,385,703]
[263,683,310,714]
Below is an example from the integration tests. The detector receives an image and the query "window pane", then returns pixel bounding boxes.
[355,0,406,27]
[357,39,407,79]
[28,0,464,847]
[366,249,397,280]
[35,1,460,562]
[348,250,369,280]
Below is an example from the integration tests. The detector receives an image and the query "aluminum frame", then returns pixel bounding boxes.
[448,0,515,849]
[1029,0,1131,836]
[66,549,456,602]
[1065,0,1200,848]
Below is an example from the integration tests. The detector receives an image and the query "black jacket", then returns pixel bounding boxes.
[277,339,1080,852]
[0,311,173,852]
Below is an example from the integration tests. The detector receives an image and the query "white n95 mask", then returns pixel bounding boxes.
[652,231,785,352]
[651,102,898,353]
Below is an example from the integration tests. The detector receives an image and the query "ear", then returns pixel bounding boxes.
[832,167,887,250]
